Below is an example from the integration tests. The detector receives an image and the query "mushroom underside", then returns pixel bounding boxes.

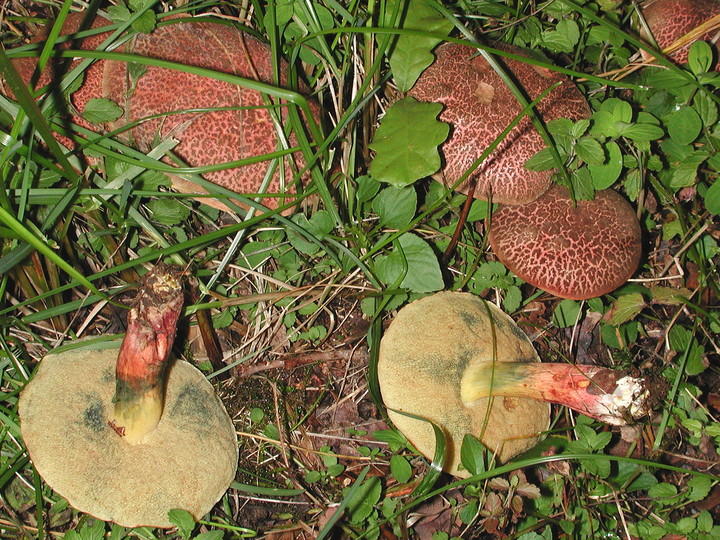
[378,291,550,477]
[20,344,238,528]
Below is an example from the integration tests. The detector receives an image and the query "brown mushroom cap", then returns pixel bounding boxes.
[408,42,590,205]
[20,343,238,528]
[640,0,720,66]
[488,184,642,300]
[378,291,550,477]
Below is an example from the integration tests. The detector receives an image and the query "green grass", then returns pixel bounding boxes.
[1,0,719,538]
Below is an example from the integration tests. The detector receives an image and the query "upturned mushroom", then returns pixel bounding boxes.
[639,0,720,67]
[19,264,238,528]
[3,12,319,211]
[408,42,590,205]
[488,184,643,300]
[378,291,650,477]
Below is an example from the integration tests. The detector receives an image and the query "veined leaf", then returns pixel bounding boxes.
[386,0,453,91]
[369,97,449,187]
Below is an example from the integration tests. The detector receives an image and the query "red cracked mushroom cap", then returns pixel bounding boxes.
[1,13,111,151]
[408,42,590,205]
[639,0,720,66]
[103,17,318,211]
[488,184,642,300]
[2,13,319,212]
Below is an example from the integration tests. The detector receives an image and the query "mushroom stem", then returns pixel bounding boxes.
[460,362,650,426]
[110,265,184,444]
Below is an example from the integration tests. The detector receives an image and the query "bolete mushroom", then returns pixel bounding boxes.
[639,0,720,66]
[378,291,650,477]
[19,264,238,528]
[408,42,590,205]
[3,12,318,211]
[487,184,643,300]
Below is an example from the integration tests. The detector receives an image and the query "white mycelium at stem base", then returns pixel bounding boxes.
[461,362,650,426]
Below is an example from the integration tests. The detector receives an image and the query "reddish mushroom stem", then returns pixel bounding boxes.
[461,362,650,426]
[110,265,184,444]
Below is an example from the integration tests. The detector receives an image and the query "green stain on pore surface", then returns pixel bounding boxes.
[168,383,223,433]
[101,366,115,385]
[82,399,107,433]
[459,310,482,330]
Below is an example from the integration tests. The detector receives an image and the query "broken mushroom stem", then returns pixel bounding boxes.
[110,265,184,444]
[461,361,651,427]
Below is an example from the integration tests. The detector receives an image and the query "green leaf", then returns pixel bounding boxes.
[82,98,123,124]
[688,40,713,74]
[372,185,417,229]
[705,180,720,215]
[373,429,408,452]
[386,0,453,91]
[107,4,132,22]
[552,299,580,328]
[570,167,595,200]
[369,97,449,186]
[356,175,380,203]
[606,293,645,326]
[693,91,718,128]
[667,107,703,145]
[345,476,382,523]
[460,434,486,476]
[194,532,224,540]
[168,508,196,539]
[669,152,708,188]
[541,19,580,53]
[524,147,556,171]
[618,123,665,142]
[575,136,605,165]
[146,198,191,226]
[390,454,413,484]
[502,285,522,313]
[393,232,444,293]
[375,233,444,293]
[131,9,157,34]
[648,482,678,504]
[588,140,622,189]
[602,98,633,124]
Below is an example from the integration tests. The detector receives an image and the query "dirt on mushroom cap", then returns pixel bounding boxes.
[378,291,550,477]
[408,42,590,205]
[19,343,238,528]
[488,184,642,300]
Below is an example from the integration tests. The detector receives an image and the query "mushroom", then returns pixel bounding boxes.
[487,184,643,300]
[639,0,720,66]
[19,264,238,528]
[378,291,650,477]
[3,13,318,211]
[408,42,590,205]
